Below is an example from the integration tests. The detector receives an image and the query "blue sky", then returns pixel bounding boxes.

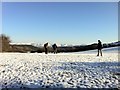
[2,2,118,45]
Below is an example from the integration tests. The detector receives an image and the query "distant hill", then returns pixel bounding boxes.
[8,41,120,53]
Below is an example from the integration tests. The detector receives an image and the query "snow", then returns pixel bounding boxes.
[0,47,119,89]
[10,43,33,45]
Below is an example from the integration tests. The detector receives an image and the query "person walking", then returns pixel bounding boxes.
[52,43,57,54]
[44,42,48,54]
[97,40,102,56]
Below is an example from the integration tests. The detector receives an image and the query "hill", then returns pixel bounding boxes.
[8,41,120,53]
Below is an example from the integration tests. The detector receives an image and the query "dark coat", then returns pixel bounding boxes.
[44,43,48,48]
[97,41,102,49]
[52,44,57,50]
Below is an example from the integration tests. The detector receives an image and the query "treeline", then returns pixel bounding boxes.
[10,42,119,53]
[0,34,119,53]
[8,44,98,53]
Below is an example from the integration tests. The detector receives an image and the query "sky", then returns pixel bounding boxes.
[2,2,118,45]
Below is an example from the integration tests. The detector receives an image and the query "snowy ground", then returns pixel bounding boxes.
[0,47,119,89]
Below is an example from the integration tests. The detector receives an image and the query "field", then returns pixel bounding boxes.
[0,47,119,89]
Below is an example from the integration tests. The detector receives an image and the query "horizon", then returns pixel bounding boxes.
[2,2,118,45]
[9,40,119,46]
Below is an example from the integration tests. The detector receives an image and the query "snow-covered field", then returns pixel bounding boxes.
[0,47,119,89]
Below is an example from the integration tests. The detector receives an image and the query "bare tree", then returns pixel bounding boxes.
[0,34,11,52]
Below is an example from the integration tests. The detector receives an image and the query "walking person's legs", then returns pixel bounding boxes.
[97,49,99,56]
[46,48,48,54]
[55,49,57,54]
[53,49,55,54]
[100,49,102,56]
[45,48,46,54]
[45,48,48,54]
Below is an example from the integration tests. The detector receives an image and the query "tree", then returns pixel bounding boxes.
[0,34,11,52]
